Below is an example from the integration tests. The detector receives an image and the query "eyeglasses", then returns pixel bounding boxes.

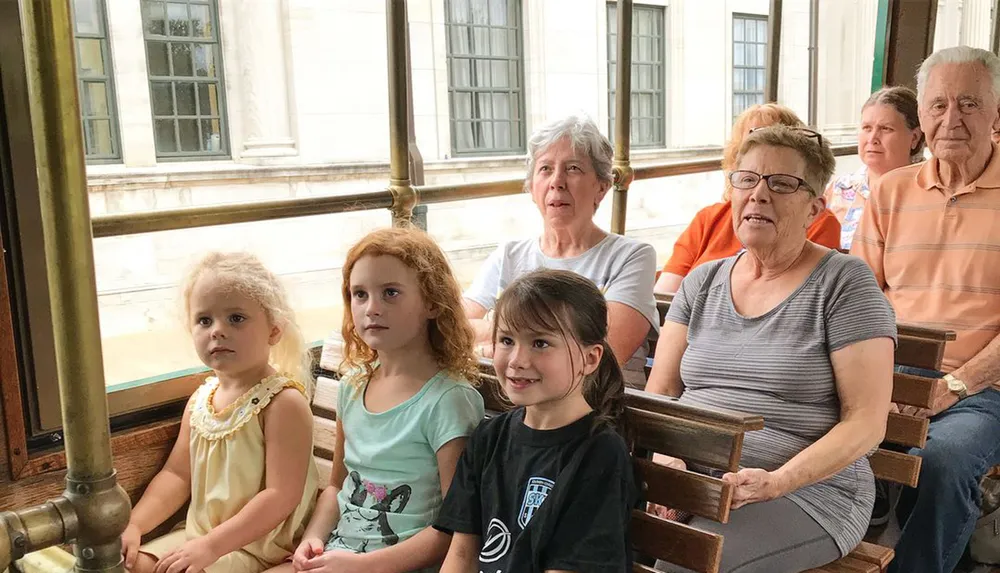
[749,126,824,144]
[729,170,814,194]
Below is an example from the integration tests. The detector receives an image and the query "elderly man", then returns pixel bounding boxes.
[853,46,1000,573]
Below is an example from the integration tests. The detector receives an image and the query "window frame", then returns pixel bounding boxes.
[71,0,123,163]
[141,0,230,160]
[732,13,768,121]
[608,2,667,149]
[444,0,527,157]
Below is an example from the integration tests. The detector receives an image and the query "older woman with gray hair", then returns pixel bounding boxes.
[646,126,897,573]
[463,115,658,387]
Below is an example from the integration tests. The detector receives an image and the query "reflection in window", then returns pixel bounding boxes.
[608,4,666,148]
[71,0,121,162]
[733,14,767,119]
[445,0,525,155]
[141,0,228,158]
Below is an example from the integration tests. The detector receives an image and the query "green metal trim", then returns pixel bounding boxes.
[871,0,891,92]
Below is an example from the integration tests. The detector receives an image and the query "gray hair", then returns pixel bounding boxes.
[916,46,1000,101]
[736,126,837,195]
[525,115,614,192]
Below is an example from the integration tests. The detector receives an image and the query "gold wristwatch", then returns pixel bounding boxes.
[944,373,969,400]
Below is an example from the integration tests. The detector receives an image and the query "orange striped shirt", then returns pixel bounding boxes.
[851,147,1000,384]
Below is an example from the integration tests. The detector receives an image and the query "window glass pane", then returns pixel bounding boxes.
[198,83,219,116]
[193,44,216,77]
[83,81,109,116]
[190,4,212,38]
[155,119,177,152]
[449,0,470,24]
[491,28,508,57]
[473,27,490,56]
[471,0,489,25]
[495,121,511,148]
[171,43,194,76]
[89,119,114,155]
[449,25,471,55]
[178,119,200,151]
[489,0,507,26]
[73,0,102,35]
[151,82,174,115]
[492,92,510,120]
[201,119,222,151]
[606,4,665,148]
[734,18,744,41]
[147,41,170,76]
[477,93,493,119]
[142,1,166,35]
[176,82,197,115]
[475,60,491,88]
[451,59,472,87]
[491,60,509,87]
[167,2,190,37]
[77,38,105,76]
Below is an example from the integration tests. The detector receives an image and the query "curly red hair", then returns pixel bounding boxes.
[339,226,478,386]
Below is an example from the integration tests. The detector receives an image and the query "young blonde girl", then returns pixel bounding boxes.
[287,227,485,573]
[121,252,319,573]
[436,269,637,573]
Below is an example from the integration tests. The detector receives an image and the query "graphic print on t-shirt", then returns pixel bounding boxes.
[518,476,554,528]
[480,518,512,563]
[329,471,412,552]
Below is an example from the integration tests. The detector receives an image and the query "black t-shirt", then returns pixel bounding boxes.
[434,408,636,573]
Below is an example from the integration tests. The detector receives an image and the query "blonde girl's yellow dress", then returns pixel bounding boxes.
[141,374,319,572]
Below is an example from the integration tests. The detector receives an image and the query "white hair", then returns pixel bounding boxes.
[916,46,1000,101]
[524,114,614,192]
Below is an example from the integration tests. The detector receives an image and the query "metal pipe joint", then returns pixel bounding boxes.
[1,497,77,570]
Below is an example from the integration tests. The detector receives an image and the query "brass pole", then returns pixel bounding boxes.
[386,0,417,226]
[807,0,819,128]
[992,0,1000,54]
[765,0,783,102]
[610,0,633,235]
[21,0,130,570]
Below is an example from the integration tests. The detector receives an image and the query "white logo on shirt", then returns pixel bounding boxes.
[518,476,554,528]
[480,518,511,563]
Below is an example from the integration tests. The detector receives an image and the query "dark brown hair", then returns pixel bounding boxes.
[492,269,627,435]
[864,86,925,160]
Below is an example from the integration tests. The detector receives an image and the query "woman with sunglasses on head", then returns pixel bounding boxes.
[646,126,897,573]
[654,104,841,295]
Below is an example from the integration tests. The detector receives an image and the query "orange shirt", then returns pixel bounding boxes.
[852,148,1000,383]
[661,201,842,276]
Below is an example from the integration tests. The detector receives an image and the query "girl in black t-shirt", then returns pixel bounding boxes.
[435,269,637,573]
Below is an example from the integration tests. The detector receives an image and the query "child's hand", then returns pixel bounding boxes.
[120,523,142,570]
[299,550,368,573]
[291,538,325,571]
[153,536,219,573]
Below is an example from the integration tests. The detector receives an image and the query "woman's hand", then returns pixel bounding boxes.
[120,523,142,570]
[292,538,325,571]
[299,550,369,573]
[153,536,219,573]
[722,468,788,509]
[648,454,688,518]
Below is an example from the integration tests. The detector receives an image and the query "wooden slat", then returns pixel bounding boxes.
[654,293,675,305]
[806,556,880,572]
[313,416,337,461]
[633,564,659,573]
[897,324,956,342]
[316,456,334,488]
[870,448,921,487]
[626,388,765,432]
[631,509,722,573]
[312,376,340,419]
[884,413,928,448]
[847,541,894,569]
[656,300,670,324]
[892,373,935,409]
[895,335,946,371]
[320,336,345,373]
[628,408,743,472]
[633,458,733,523]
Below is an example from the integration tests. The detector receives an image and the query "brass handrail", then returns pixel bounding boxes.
[89,144,858,238]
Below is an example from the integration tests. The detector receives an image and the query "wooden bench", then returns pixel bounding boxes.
[316,336,764,573]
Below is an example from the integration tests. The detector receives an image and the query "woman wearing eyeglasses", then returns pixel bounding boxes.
[653,104,841,295]
[646,126,897,573]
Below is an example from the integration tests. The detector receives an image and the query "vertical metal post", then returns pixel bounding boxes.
[871,0,892,91]
[992,0,1000,54]
[403,2,427,231]
[18,0,129,570]
[610,0,633,235]
[387,0,417,226]
[765,0,783,103]
[807,0,819,127]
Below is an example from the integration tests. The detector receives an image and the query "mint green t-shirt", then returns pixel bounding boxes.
[326,369,485,556]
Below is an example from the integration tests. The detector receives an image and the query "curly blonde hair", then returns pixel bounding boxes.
[182,252,313,395]
[340,226,478,386]
[723,103,804,200]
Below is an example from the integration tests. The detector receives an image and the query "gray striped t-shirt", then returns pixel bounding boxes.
[667,250,896,556]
